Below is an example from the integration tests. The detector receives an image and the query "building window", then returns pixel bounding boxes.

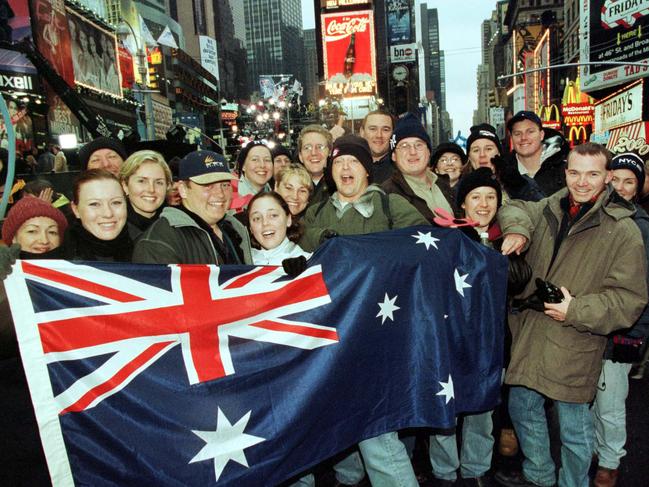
[193,0,207,35]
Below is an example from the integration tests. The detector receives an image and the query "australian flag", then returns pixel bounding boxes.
[5,226,508,486]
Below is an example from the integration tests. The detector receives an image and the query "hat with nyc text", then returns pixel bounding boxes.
[179,150,236,184]
[611,152,646,192]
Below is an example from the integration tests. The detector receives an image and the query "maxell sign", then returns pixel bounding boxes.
[390,43,417,63]
[0,73,37,93]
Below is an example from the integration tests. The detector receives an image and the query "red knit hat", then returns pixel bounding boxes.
[1,197,68,245]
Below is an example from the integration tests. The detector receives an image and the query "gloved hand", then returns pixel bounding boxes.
[491,155,527,191]
[507,254,532,296]
[319,229,338,244]
[0,244,21,281]
[282,256,307,278]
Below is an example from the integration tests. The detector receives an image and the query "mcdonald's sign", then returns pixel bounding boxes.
[568,125,588,147]
[538,104,561,130]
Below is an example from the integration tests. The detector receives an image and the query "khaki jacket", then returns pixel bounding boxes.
[497,186,647,402]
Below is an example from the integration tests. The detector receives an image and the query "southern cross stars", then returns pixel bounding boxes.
[436,375,455,404]
[190,408,265,482]
[412,231,440,250]
[376,293,400,324]
[454,269,472,297]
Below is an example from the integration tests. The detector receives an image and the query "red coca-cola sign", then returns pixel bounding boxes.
[321,10,376,96]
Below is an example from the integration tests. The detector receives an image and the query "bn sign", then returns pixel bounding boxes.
[390,43,417,63]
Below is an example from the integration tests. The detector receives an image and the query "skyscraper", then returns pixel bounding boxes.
[303,29,318,104]
[243,0,305,94]
[421,7,445,111]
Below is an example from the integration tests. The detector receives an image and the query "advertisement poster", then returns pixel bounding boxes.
[581,0,649,92]
[0,99,34,154]
[386,0,411,45]
[118,45,135,88]
[46,87,81,140]
[67,9,122,96]
[30,0,74,86]
[321,10,376,97]
[199,35,220,82]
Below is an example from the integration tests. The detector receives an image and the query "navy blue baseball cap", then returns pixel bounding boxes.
[507,110,543,132]
[178,150,236,184]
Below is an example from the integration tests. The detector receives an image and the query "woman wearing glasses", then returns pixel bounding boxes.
[432,142,467,190]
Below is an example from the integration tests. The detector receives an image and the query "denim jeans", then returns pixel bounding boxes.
[592,360,632,469]
[333,432,417,486]
[509,386,593,487]
[428,410,495,480]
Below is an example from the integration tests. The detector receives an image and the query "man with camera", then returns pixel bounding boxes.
[494,143,647,487]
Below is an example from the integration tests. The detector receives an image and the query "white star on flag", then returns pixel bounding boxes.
[454,269,472,297]
[412,231,440,250]
[190,408,265,481]
[436,375,454,404]
[376,293,400,324]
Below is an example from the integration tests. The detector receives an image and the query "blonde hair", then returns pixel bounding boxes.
[297,124,333,152]
[275,164,314,193]
[119,150,172,186]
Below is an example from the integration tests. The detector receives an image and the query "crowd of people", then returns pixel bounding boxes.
[1,109,648,487]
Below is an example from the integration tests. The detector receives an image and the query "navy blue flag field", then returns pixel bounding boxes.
[5,226,508,486]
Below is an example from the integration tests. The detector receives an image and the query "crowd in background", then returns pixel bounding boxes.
[1,109,648,487]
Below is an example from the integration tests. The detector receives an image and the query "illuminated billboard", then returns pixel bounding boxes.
[581,0,649,92]
[66,9,122,97]
[321,10,376,97]
[386,0,411,45]
[30,0,75,86]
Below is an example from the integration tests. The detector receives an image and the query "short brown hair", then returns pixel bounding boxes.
[297,124,333,152]
[568,142,613,169]
[361,109,395,130]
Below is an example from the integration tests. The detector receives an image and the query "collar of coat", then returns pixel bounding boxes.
[543,184,636,236]
[331,185,385,219]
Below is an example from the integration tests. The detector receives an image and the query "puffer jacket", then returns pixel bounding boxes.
[497,186,647,402]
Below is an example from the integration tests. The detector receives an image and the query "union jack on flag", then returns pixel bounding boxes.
[6,227,508,486]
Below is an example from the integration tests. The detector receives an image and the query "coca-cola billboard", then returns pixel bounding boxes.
[321,10,376,97]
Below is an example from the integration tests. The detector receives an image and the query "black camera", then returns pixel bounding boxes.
[512,278,563,312]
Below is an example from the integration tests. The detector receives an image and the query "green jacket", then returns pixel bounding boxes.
[132,206,252,265]
[300,185,429,252]
[497,186,648,402]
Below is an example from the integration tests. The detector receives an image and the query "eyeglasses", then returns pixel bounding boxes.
[438,156,462,165]
[302,144,328,153]
[396,141,427,153]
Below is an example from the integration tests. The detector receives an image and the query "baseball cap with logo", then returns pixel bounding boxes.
[178,150,236,184]
[507,110,543,132]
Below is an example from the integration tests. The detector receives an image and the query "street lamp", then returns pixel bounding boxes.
[116,20,155,140]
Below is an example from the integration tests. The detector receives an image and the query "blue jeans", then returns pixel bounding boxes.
[509,386,593,487]
[334,432,417,486]
[428,410,494,480]
[592,360,632,469]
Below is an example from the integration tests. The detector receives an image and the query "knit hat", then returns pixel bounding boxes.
[236,140,272,175]
[611,152,646,192]
[329,134,373,177]
[78,137,128,170]
[390,113,432,152]
[456,167,503,208]
[466,123,503,155]
[272,144,293,161]
[2,197,68,245]
[507,110,543,132]
[431,142,466,168]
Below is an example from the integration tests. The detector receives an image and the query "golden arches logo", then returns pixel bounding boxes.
[568,125,588,144]
[538,104,561,122]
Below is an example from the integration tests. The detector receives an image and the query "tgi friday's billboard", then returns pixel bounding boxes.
[581,0,649,92]
[321,10,376,97]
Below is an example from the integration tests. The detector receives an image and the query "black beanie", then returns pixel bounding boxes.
[329,134,373,179]
[431,142,466,168]
[390,112,432,152]
[456,167,503,208]
[272,144,293,161]
[611,152,646,193]
[466,124,502,155]
[78,137,127,169]
[236,140,271,175]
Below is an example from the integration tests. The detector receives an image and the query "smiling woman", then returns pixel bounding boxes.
[62,169,133,262]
